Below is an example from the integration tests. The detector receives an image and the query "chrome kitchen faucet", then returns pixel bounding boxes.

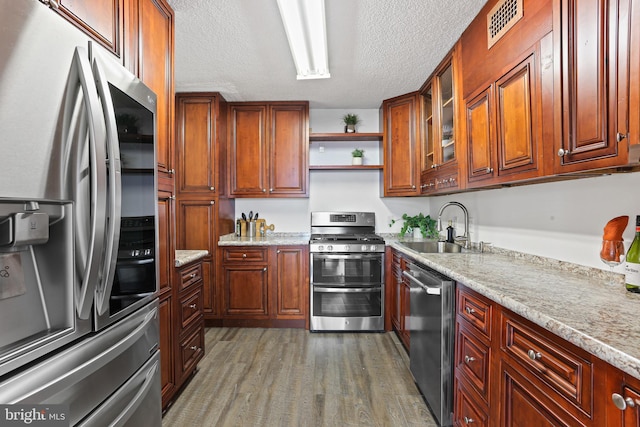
[437,201,470,249]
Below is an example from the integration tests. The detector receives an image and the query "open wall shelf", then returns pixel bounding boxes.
[309,132,383,142]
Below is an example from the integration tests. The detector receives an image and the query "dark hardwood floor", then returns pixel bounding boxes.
[162,327,437,426]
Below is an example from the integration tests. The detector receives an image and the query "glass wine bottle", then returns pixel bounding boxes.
[625,215,640,293]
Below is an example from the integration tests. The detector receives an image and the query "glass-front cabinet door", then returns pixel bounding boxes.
[420,46,462,194]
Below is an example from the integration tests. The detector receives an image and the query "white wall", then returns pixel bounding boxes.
[235,108,640,272]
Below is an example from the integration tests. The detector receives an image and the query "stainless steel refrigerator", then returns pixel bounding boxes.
[0,1,162,425]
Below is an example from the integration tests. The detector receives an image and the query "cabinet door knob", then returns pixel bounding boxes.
[464,355,476,364]
[189,303,197,309]
[277,250,281,254]
[527,349,542,361]
[189,273,196,278]
[557,148,571,157]
[270,188,274,192]
[617,132,628,142]
[263,267,267,272]
[190,346,199,351]
[612,393,636,410]
[463,416,475,424]
[210,186,215,191]
[262,188,267,192]
[465,306,475,314]
[168,169,175,175]
[486,167,493,173]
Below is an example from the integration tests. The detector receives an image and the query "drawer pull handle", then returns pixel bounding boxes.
[612,393,636,410]
[465,307,475,314]
[527,349,542,361]
[190,346,199,351]
[189,273,196,279]
[463,416,475,424]
[243,253,247,258]
[189,304,197,309]
[464,355,476,364]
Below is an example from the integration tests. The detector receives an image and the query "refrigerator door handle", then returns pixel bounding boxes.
[91,54,122,316]
[63,46,108,319]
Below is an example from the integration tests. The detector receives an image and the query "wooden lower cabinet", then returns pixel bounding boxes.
[454,284,622,426]
[162,258,205,410]
[158,292,175,408]
[388,249,410,348]
[220,245,307,328]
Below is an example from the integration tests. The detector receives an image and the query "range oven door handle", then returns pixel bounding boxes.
[312,254,382,260]
[313,286,382,293]
[402,270,441,295]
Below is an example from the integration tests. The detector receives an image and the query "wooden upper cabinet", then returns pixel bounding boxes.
[228,102,309,197]
[175,93,227,195]
[554,0,630,172]
[130,0,175,176]
[228,104,268,196]
[52,0,123,59]
[629,0,640,148]
[268,103,309,196]
[382,92,421,196]
[420,46,464,194]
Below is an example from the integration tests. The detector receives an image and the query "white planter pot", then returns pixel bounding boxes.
[413,228,423,238]
[352,157,363,165]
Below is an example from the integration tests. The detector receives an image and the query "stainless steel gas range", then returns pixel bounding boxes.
[309,212,385,332]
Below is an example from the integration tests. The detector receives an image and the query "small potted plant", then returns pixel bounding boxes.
[390,213,438,239]
[351,148,364,165]
[342,113,361,133]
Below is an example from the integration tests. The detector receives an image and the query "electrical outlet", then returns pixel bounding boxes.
[319,145,325,153]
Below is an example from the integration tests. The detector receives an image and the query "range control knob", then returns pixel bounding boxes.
[370,245,377,251]
[344,245,350,251]
[318,245,324,251]
[361,245,368,251]
[327,245,333,251]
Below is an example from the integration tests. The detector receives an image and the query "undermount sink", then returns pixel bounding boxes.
[399,241,466,253]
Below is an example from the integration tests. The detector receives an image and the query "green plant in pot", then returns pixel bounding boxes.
[351,148,364,165]
[390,213,438,238]
[342,113,361,133]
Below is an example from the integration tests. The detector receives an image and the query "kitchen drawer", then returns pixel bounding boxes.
[457,285,492,339]
[177,322,204,381]
[456,322,491,403]
[500,310,593,415]
[178,286,203,333]
[222,247,268,263]
[178,262,202,292]
[454,376,489,427]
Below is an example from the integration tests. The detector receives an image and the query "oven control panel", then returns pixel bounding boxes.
[309,243,385,253]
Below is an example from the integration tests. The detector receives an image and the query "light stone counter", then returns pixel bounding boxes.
[389,238,640,381]
[175,250,209,267]
[218,232,310,246]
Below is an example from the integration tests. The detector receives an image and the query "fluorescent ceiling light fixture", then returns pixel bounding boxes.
[276,0,330,80]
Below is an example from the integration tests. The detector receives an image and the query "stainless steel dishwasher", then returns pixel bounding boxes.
[403,260,455,427]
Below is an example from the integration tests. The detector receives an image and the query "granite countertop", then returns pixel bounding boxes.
[218,232,310,246]
[389,238,640,380]
[175,249,209,267]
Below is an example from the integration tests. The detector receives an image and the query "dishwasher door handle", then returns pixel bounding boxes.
[402,270,441,295]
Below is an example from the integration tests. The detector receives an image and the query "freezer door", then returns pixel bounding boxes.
[0,301,159,426]
[78,352,161,427]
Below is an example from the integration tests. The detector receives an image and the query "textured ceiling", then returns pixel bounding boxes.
[167,0,488,108]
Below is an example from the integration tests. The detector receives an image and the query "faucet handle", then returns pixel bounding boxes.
[478,241,492,253]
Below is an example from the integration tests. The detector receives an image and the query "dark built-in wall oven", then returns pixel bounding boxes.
[309,212,385,332]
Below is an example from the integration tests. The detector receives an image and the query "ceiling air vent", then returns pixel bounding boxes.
[487,0,523,48]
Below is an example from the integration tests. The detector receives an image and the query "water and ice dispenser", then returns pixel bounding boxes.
[0,199,78,368]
